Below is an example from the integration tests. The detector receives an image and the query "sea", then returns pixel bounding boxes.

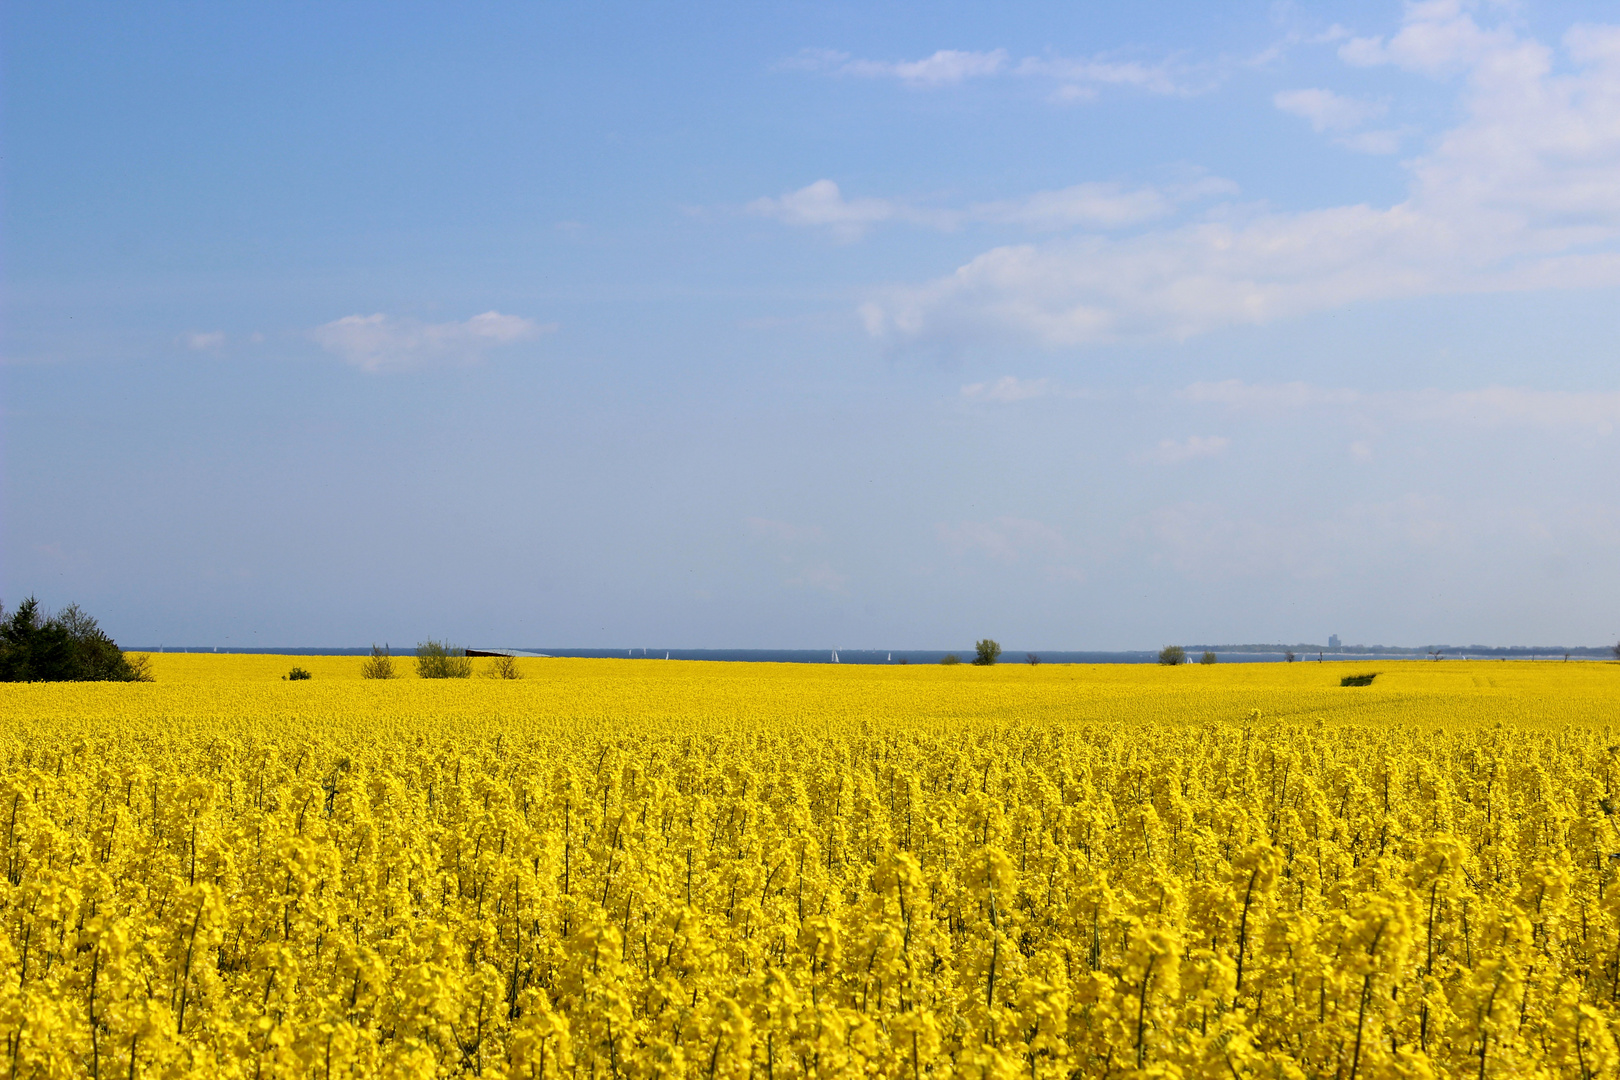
[129,647,1565,665]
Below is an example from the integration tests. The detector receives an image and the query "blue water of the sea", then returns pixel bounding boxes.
[135,647,1474,664]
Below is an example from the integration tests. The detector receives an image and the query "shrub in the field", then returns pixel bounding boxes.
[361,645,396,680]
[416,640,473,679]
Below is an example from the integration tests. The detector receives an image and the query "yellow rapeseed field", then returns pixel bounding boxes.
[2,654,1619,1077]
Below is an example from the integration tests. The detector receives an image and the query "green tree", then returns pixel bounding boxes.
[416,640,473,679]
[485,655,523,679]
[1200,651,1217,665]
[0,597,151,682]
[940,653,961,666]
[361,644,396,680]
[1158,645,1187,666]
[973,639,1002,666]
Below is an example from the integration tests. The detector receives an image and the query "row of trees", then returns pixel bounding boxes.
[1158,645,1217,665]
[361,642,521,680]
[0,598,150,682]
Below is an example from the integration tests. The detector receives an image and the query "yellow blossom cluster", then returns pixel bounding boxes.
[1,655,1617,1077]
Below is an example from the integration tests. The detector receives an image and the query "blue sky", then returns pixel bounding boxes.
[5,0,1620,650]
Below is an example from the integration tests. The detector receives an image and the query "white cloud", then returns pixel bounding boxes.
[183,331,226,351]
[786,561,849,594]
[971,183,1171,231]
[313,311,554,373]
[745,517,846,593]
[1132,495,1460,580]
[782,46,1196,96]
[1336,129,1405,155]
[847,49,1009,86]
[937,517,1068,563]
[1185,380,1620,434]
[1273,87,1388,131]
[1150,435,1230,463]
[779,48,1007,86]
[860,9,1620,347]
[746,180,937,241]
[1183,380,1362,409]
[746,517,826,544]
[1339,0,1516,76]
[751,176,1235,240]
[1015,55,1192,97]
[1272,73,1406,156]
[960,376,1051,403]
[1408,386,1620,432]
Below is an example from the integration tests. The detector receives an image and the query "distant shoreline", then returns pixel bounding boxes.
[129,645,1617,664]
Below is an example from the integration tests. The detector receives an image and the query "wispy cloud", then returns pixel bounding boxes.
[779,48,1009,86]
[183,331,226,351]
[1273,88,1401,154]
[781,46,1200,97]
[859,9,1620,348]
[960,376,1052,403]
[745,517,846,593]
[746,517,826,544]
[1183,380,1363,409]
[1131,495,1461,581]
[746,180,950,241]
[1014,54,1194,98]
[1185,380,1620,434]
[750,176,1234,240]
[1150,435,1230,464]
[937,517,1068,563]
[313,311,554,373]
[1273,87,1387,131]
[786,561,849,594]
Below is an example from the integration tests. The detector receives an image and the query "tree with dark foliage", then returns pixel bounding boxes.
[0,597,152,682]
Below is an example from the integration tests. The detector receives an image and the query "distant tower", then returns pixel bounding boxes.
[1328,634,1341,648]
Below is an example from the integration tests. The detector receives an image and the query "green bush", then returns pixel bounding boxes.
[973,639,1002,666]
[0,597,151,682]
[360,644,396,680]
[416,640,472,679]
[1158,645,1187,666]
[1200,651,1217,665]
[1341,673,1378,687]
[940,654,961,666]
[485,655,523,679]
[284,667,313,681]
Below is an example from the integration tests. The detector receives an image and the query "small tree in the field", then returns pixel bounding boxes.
[973,639,1002,666]
[485,655,522,679]
[1026,653,1040,665]
[361,644,395,680]
[941,654,961,666]
[1158,645,1186,666]
[1200,651,1217,665]
[416,640,473,679]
